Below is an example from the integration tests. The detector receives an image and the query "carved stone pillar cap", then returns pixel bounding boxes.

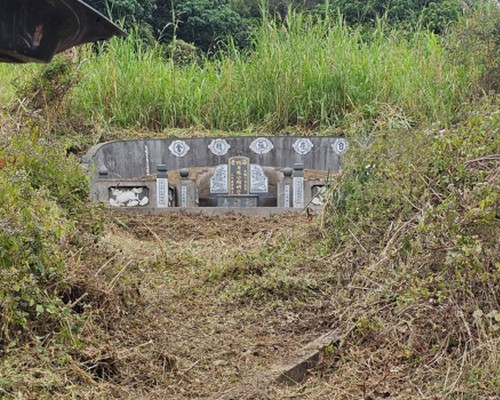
[98,166,108,176]
[282,167,293,177]
[180,168,189,178]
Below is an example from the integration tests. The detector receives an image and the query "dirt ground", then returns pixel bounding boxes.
[59,206,499,400]
[80,211,338,399]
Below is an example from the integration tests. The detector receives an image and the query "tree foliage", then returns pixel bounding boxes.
[86,0,471,51]
[87,0,157,25]
[314,0,465,32]
[172,0,248,51]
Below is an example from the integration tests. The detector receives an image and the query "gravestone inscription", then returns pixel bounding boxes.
[228,156,250,195]
[156,164,169,208]
[217,197,258,207]
[293,163,304,208]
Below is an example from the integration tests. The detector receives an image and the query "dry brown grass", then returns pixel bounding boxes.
[29,212,337,399]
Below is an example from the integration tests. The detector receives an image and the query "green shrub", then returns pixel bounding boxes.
[446,1,500,93]
[16,57,76,110]
[324,96,499,297]
[0,129,88,346]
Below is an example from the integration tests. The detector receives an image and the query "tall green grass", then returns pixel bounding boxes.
[0,64,40,105]
[69,13,474,131]
[0,65,22,105]
[0,64,16,105]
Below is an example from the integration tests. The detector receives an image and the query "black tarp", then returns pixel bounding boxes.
[0,0,125,63]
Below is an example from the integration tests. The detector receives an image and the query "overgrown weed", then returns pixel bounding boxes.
[310,96,500,398]
[66,12,472,132]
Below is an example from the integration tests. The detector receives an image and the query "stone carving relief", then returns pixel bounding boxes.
[250,138,274,155]
[311,185,327,206]
[109,187,149,207]
[169,140,190,157]
[210,165,228,194]
[250,164,268,193]
[208,139,231,156]
[293,138,314,155]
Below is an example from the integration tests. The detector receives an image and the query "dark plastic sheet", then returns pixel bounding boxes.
[0,0,125,63]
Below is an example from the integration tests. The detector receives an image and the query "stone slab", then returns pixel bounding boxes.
[214,329,340,400]
[228,156,250,195]
[272,329,340,385]
[217,197,258,207]
[109,207,308,217]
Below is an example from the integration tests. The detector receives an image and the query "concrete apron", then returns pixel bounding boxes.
[109,207,320,217]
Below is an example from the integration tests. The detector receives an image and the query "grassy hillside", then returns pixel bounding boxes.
[313,98,499,399]
[69,15,472,132]
[0,3,498,399]
[1,12,475,134]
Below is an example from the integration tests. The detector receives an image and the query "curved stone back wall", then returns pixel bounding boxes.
[83,136,348,179]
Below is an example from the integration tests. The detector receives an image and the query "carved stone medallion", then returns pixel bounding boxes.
[250,138,274,155]
[293,138,314,155]
[332,138,348,155]
[169,140,190,157]
[208,139,231,156]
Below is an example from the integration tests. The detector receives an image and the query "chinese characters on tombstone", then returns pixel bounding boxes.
[228,156,250,195]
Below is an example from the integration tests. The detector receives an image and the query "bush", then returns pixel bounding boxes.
[325,97,499,257]
[446,1,500,93]
[0,128,88,346]
[320,97,499,398]
[16,57,76,110]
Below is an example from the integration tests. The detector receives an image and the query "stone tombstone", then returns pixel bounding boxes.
[85,136,346,211]
[278,167,293,208]
[293,163,304,209]
[156,164,169,208]
[228,156,250,195]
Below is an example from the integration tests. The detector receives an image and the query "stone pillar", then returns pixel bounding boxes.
[293,163,304,209]
[156,164,169,208]
[278,167,293,208]
[93,166,109,203]
[176,168,197,207]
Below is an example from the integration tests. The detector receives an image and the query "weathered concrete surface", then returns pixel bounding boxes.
[110,207,307,217]
[272,329,340,385]
[215,329,340,400]
[84,136,344,180]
